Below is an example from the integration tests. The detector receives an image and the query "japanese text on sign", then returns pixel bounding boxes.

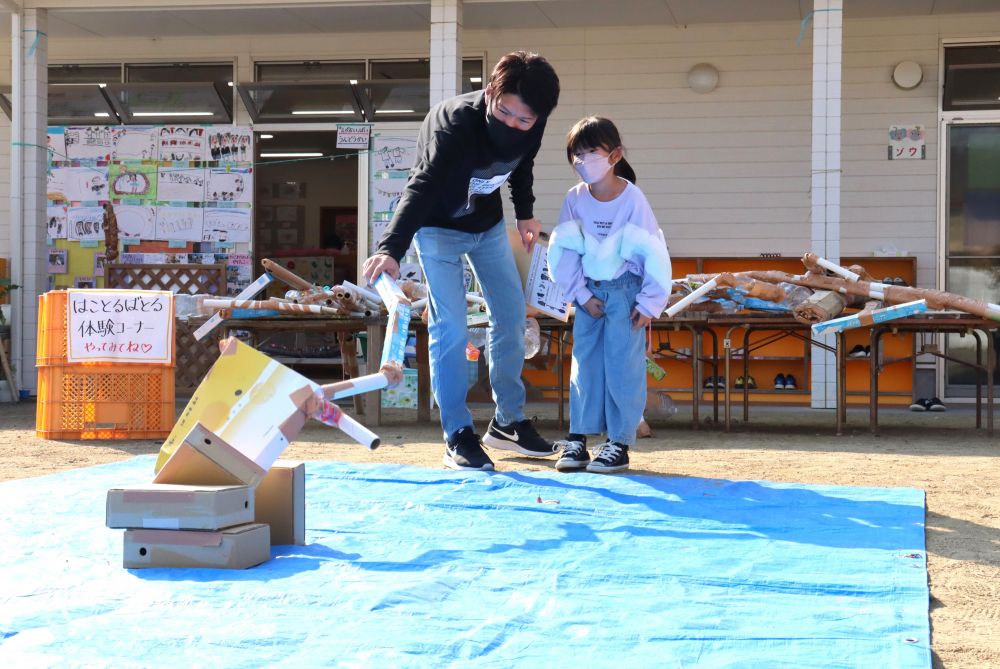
[67,289,174,364]
[336,124,371,149]
[888,125,925,160]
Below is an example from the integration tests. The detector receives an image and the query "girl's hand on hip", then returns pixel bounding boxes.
[362,253,400,286]
[581,297,604,319]
[631,307,652,330]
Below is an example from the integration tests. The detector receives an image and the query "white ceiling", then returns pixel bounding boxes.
[12,0,1000,39]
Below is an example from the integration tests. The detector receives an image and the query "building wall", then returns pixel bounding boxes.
[3,12,1000,292]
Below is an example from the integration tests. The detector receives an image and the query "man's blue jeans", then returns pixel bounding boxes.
[414,220,527,439]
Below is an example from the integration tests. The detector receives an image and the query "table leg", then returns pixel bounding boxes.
[557,328,565,430]
[416,327,431,423]
[836,331,845,436]
[338,333,364,417]
[724,340,732,432]
[988,330,995,437]
[366,322,384,427]
[692,330,701,430]
[870,329,881,435]
[974,331,983,430]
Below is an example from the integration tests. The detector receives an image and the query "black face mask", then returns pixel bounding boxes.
[485,100,536,158]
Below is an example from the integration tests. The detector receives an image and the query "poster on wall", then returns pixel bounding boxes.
[113,205,157,240]
[47,205,68,239]
[67,206,107,242]
[47,128,67,162]
[203,208,252,243]
[157,166,206,202]
[47,166,109,202]
[372,182,405,215]
[888,125,925,160]
[48,249,68,274]
[372,134,417,171]
[207,126,253,163]
[110,127,158,161]
[155,206,205,242]
[159,126,207,162]
[110,162,158,200]
[205,167,252,203]
[369,131,418,259]
[64,126,115,162]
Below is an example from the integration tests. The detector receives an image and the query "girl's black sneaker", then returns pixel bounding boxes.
[586,441,630,473]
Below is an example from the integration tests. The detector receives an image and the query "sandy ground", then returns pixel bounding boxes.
[1,399,997,669]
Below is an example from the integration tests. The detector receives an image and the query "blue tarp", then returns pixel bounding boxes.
[0,457,929,668]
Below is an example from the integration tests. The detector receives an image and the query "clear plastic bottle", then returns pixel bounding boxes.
[524,317,541,359]
[645,390,678,418]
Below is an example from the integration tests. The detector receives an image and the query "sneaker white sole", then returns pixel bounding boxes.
[586,463,629,473]
[909,405,927,412]
[482,433,559,458]
[442,453,494,471]
[928,406,947,412]
[555,459,589,471]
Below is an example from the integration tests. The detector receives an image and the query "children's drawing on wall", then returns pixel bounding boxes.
[47,128,67,163]
[155,206,205,242]
[157,166,206,202]
[113,205,157,240]
[399,262,423,283]
[47,206,68,239]
[205,167,252,203]
[373,183,405,215]
[110,162,157,200]
[110,127,158,161]
[93,253,107,277]
[203,207,252,243]
[73,276,96,289]
[67,206,107,241]
[47,249,68,274]
[159,126,207,162]
[372,135,417,171]
[207,126,253,163]
[47,167,109,202]
[64,126,115,162]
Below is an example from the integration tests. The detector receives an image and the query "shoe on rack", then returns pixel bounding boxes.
[893,277,908,286]
[703,377,716,389]
[483,418,559,458]
[735,376,745,390]
[746,375,757,390]
[909,398,931,412]
[927,397,947,412]
[444,426,494,471]
[847,344,868,359]
[555,434,590,471]
[586,441,630,473]
[774,373,786,390]
[784,374,797,390]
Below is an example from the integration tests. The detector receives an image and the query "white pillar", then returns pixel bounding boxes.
[10,9,47,394]
[810,0,842,409]
[430,0,462,106]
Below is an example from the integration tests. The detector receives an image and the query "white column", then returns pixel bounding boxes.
[430,0,462,106]
[810,0,842,409]
[10,9,48,394]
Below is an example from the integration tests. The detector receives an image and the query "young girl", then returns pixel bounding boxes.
[548,116,672,473]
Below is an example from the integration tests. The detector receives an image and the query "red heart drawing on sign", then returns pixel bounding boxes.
[141,344,152,353]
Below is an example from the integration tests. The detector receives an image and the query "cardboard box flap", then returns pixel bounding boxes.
[153,423,266,487]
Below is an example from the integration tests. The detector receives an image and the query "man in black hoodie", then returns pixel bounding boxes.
[363,51,560,471]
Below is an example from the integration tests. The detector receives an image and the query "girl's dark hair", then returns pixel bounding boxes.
[488,51,560,119]
[565,116,637,183]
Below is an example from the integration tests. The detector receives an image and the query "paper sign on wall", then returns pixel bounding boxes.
[67,289,174,364]
[524,242,570,321]
[157,167,206,202]
[888,125,925,160]
[203,208,252,243]
[336,124,371,149]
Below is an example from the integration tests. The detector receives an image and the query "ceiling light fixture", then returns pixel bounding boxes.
[133,111,214,117]
[94,112,110,117]
[375,109,415,114]
[260,134,274,139]
[291,110,354,115]
[469,77,482,83]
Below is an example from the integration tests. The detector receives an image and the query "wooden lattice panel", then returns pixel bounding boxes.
[105,264,227,394]
[105,263,226,296]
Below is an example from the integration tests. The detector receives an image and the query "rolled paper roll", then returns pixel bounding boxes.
[321,371,391,399]
[379,361,405,387]
[342,280,383,305]
[312,398,380,450]
[262,258,315,291]
[665,276,719,318]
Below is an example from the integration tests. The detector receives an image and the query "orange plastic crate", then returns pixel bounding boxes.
[37,290,69,366]
[36,364,175,440]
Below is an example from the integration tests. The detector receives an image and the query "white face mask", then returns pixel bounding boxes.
[574,152,613,184]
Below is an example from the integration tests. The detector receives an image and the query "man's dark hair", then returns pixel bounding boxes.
[487,51,560,119]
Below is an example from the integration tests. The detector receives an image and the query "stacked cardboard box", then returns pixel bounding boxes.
[106,423,306,569]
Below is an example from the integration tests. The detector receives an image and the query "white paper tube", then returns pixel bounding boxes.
[412,298,428,310]
[313,399,380,450]
[665,277,718,318]
[321,372,390,400]
[344,280,382,305]
[466,293,486,305]
[815,256,861,282]
[193,273,273,341]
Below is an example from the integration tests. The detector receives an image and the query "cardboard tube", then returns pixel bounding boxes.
[665,277,719,317]
[261,258,315,291]
[321,372,390,400]
[313,399,380,450]
[343,280,382,305]
[802,253,861,282]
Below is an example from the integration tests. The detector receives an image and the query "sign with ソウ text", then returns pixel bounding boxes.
[67,289,174,364]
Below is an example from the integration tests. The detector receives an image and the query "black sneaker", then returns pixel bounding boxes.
[482,418,559,458]
[555,434,589,471]
[586,441,630,473]
[443,426,494,471]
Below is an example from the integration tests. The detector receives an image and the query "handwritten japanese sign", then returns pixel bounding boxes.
[888,125,925,160]
[336,124,371,149]
[67,289,174,364]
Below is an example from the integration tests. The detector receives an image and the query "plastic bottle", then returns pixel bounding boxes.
[524,317,541,359]
[645,390,678,418]
[466,341,481,388]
